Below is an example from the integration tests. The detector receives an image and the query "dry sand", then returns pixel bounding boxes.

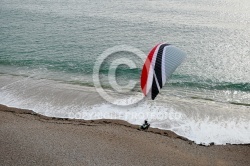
[0,104,249,166]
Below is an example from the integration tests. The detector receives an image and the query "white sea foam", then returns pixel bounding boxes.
[0,75,249,145]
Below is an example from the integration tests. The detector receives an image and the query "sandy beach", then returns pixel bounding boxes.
[0,104,249,166]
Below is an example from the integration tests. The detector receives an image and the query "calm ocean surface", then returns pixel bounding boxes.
[0,0,249,145]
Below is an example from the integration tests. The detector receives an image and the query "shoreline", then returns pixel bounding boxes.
[1,104,250,165]
[0,104,249,147]
[1,73,249,146]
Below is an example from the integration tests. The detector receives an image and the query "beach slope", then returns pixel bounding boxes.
[0,104,249,166]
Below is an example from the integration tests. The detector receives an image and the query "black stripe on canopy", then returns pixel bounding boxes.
[154,44,170,88]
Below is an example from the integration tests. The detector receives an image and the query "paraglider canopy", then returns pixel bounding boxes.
[140,43,186,100]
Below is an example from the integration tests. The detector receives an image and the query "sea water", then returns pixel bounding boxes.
[0,0,249,145]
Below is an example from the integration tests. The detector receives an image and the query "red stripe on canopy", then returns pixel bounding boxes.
[140,44,160,95]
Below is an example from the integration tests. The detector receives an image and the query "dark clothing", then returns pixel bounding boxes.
[140,121,150,130]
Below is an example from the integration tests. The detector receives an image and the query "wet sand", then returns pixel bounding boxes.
[0,104,249,166]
